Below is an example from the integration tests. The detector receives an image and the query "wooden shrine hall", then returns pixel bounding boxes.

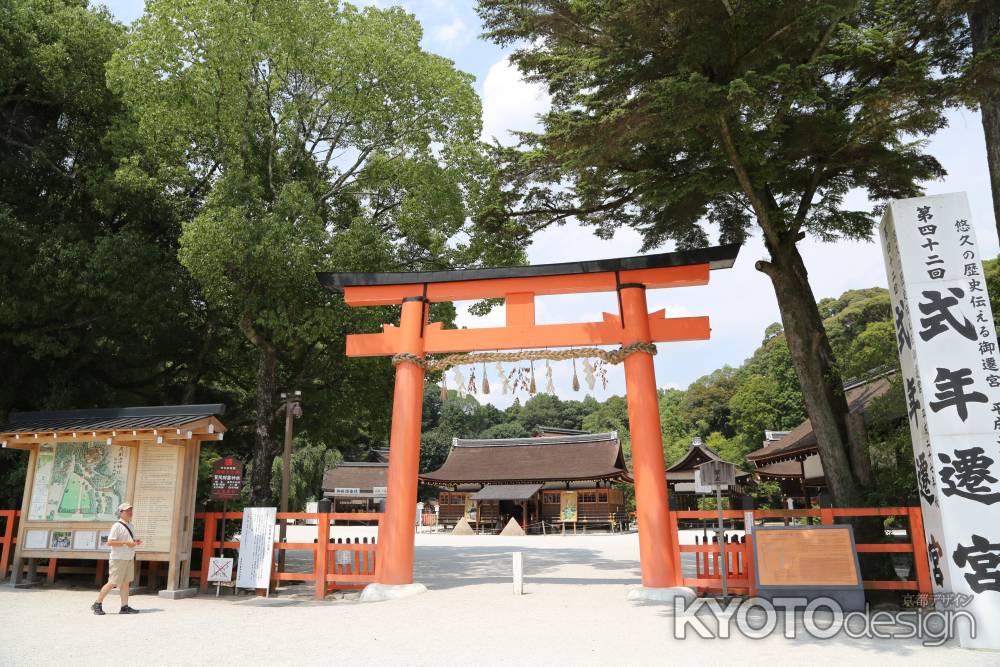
[420,429,631,532]
[665,438,752,511]
[319,243,740,591]
[746,370,896,507]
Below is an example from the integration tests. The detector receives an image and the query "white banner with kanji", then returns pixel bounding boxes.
[881,192,1000,650]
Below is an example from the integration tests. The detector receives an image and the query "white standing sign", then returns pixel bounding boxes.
[235,507,276,590]
[881,192,1000,650]
[207,557,234,583]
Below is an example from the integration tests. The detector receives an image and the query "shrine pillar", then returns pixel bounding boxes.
[618,284,680,588]
[378,296,427,585]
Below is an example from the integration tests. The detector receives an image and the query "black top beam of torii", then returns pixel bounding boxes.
[317,243,741,291]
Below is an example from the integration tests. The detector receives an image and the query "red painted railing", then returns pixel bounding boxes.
[191,511,383,600]
[667,506,933,598]
[1,510,18,579]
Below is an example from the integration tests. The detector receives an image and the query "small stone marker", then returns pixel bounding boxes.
[499,517,525,536]
[512,552,523,596]
[451,516,475,535]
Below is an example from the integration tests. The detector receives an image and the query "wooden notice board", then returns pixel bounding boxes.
[754,525,861,587]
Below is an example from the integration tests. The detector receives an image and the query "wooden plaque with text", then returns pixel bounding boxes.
[754,525,861,587]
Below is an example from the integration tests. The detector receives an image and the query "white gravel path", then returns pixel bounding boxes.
[0,532,994,666]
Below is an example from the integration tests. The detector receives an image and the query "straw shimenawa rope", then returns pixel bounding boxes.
[391,342,657,372]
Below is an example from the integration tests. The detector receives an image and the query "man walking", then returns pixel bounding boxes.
[92,502,143,615]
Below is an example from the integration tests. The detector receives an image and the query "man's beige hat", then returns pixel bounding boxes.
[118,502,133,512]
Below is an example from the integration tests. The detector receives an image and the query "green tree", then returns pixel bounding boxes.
[679,367,740,438]
[478,0,960,505]
[0,0,226,503]
[110,0,525,504]
[270,439,341,513]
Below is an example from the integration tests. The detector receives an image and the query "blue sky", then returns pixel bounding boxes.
[97,1,999,407]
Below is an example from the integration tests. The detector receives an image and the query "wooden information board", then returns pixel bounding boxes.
[132,445,181,553]
[752,524,865,611]
[755,526,860,586]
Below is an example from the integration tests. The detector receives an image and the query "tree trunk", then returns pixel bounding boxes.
[969,1,1000,243]
[249,344,279,506]
[758,242,869,507]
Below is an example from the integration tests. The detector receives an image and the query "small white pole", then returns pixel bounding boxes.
[512,552,523,596]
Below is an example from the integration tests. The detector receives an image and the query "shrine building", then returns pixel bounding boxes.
[747,369,896,506]
[664,438,753,511]
[321,450,389,513]
[419,428,631,532]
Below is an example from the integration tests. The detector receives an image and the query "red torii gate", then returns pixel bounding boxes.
[318,244,739,593]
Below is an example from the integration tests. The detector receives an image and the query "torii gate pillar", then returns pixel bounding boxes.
[619,284,679,588]
[379,296,427,585]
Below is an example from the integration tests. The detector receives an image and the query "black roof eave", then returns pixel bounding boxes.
[418,471,631,485]
[317,244,740,292]
[7,403,226,424]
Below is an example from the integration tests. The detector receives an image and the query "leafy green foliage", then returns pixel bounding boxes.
[476,0,967,505]
[105,0,529,504]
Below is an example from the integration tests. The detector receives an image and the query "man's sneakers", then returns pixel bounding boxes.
[92,601,139,615]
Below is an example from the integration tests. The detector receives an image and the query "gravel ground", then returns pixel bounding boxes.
[0,532,994,666]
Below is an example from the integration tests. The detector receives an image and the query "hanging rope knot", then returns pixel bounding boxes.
[390,342,656,372]
[391,352,425,367]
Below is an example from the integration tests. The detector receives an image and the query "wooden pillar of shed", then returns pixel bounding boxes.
[799,459,811,508]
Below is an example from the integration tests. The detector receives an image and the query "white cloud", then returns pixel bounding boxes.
[480,56,550,145]
[431,17,470,46]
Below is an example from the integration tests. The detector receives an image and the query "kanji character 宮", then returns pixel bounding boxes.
[929,536,945,586]
[937,447,1000,505]
[989,375,1000,388]
[929,367,988,421]
[917,288,976,342]
[952,534,1000,594]
[918,206,934,223]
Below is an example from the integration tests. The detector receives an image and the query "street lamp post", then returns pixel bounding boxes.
[277,390,302,574]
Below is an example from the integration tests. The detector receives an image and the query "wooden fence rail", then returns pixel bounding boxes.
[667,506,932,598]
[191,511,383,600]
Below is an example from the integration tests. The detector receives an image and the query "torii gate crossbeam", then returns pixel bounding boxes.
[318,244,740,594]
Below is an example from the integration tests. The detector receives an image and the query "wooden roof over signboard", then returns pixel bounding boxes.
[322,462,388,494]
[0,404,226,448]
[420,432,630,485]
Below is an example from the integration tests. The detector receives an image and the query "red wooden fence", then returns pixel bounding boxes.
[667,506,933,598]
[191,511,383,600]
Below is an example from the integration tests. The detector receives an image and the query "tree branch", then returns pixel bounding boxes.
[717,112,781,250]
